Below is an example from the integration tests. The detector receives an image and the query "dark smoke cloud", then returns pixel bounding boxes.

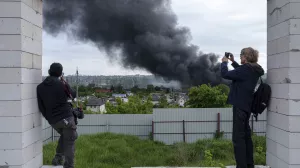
[43,0,228,86]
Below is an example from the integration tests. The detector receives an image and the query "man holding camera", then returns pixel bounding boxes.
[37,63,78,168]
[221,47,264,168]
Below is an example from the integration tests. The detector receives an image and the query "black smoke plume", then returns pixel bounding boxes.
[43,0,227,86]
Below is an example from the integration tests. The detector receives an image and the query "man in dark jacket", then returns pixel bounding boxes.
[221,47,264,168]
[37,63,77,168]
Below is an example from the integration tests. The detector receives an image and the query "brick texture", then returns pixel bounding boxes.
[0,0,43,167]
[267,0,300,167]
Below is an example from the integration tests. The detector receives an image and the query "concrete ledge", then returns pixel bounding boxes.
[226,166,270,168]
[41,166,270,168]
[43,167,220,168]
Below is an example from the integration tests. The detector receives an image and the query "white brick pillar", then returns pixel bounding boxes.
[0,0,43,167]
[267,0,300,167]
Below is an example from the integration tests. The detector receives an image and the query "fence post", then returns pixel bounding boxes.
[106,121,109,132]
[182,120,186,143]
[52,127,54,142]
[152,121,154,140]
[251,115,254,133]
[217,113,220,134]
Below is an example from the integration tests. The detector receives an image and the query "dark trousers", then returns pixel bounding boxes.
[232,107,254,168]
[51,117,78,168]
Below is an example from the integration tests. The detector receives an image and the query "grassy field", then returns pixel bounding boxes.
[43,133,266,168]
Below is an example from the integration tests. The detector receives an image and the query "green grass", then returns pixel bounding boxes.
[43,133,266,168]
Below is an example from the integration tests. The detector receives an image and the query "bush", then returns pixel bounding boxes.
[252,134,267,165]
[214,130,224,139]
[201,150,225,168]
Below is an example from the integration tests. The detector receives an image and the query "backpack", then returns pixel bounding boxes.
[251,77,271,121]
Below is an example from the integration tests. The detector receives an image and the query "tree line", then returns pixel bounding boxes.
[75,83,231,114]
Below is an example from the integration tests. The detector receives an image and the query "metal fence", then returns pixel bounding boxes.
[42,108,267,145]
[42,114,153,144]
[152,108,266,144]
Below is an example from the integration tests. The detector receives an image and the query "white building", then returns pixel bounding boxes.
[175,94,189,107]
[86,97,106,113]
[112,93,128,102]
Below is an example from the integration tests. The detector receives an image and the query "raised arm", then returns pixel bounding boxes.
[231,61,240,69]
[221,62,247,81]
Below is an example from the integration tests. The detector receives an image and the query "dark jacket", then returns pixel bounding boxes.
[221,61,264,113]
[37,76,76,125]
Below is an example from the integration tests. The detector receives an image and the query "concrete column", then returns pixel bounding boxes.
[0,0,43,167]
[267,0,300,167]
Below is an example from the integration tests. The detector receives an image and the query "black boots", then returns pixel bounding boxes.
[52,155,64,166]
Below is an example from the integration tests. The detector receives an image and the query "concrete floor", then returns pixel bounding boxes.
[42,165,270,168]
[226,166,270,168]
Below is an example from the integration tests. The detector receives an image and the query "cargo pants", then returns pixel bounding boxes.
[51,116,78,168]
[232,106,254,168]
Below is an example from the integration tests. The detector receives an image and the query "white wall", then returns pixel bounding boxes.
[266,0,300,167]
[0,0,43,167]
[87,104,106,113]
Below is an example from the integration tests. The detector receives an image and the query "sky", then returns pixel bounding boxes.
[42,0,267,76]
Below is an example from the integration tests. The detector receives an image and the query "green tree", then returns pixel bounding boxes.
[155,86,161,91]
[115,84,125,93]
[106,102,119,114]
[158,95,168,108]
[216,84,230,96]
[95,92,110,98]
[110,85,115,92]
[165,88,170,94]
[131,85,139,93]
[185,84,230,108]
[147,85,155,93]
[106,95,153,114]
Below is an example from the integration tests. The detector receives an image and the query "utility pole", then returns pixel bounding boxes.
[76,67,79,107]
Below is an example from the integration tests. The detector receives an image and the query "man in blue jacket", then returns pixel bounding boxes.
[221,47,264,168]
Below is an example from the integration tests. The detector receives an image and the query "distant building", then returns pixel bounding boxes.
[95,89,111,93]
[176,94,189,107]
[112,94,127,98]
[151,94,160,105]
[86,97,106,113]
[112,93,128,102]
[126,91,133,96]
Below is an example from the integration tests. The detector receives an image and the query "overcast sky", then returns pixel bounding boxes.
[43,0,267,76]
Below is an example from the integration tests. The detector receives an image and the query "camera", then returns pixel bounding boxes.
[72,107,84,125]
[225,52,232,58]
[72,107,84,119]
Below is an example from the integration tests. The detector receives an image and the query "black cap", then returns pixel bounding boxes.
[48,63,63,77]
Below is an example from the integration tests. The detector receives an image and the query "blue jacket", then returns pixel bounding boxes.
[221,61,264,113]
